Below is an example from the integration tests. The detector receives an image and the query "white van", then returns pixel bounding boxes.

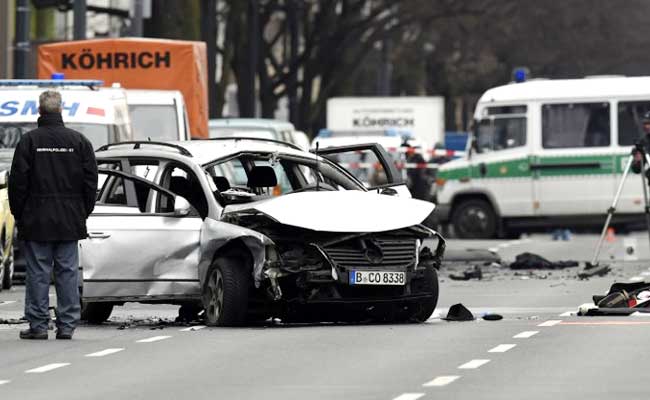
[209,118,299,146]
[125,89,190,141]
[0,79,132,149]
[435,76,650,238]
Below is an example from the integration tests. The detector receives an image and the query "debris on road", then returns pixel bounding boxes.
[578,281,650,316]
[482,313,503,321]
[509,252,579,270]
[577,262,611,279]
[442,303,475,321]
[449,265,483,281]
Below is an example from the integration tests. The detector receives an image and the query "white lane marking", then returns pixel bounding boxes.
[513,331,538,339]
[136,335,171,343]
[0,300,16,306]
[180,325,206,332]
[488,247,499,253]
[458,359,490,369]
[85,348,124,357]
[559,311,573,317]
[538,320,562,327]
[641,271,650,276]
[488,344,516,353]
[630,276,644,282]
[422,376,460,387]
[0,380,10,385]
[498,243,511,248]
[25,363,70,373]
[393,394,425,400]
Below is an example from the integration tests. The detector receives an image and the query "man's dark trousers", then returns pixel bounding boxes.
[23,241,80,333]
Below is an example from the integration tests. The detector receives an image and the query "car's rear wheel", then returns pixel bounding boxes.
[203,257,250,326]
[451,198,497,239]
[81,302,114,324]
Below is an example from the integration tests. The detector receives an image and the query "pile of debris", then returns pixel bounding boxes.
[579,281,650,316]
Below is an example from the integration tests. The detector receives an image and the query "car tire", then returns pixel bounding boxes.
[2,240,14,290]
[451,198,497,239]
[81,302,114,324]
[203,257,250,326]
[410,268,439,323]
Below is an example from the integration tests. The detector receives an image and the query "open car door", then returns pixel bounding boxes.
[316,143,412,197]
[81,168,203,303]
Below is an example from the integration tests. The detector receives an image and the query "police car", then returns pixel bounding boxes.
[0,78,132,149]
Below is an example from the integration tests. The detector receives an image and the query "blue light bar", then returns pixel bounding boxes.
[317,128,332,138]
[0,79,104,87]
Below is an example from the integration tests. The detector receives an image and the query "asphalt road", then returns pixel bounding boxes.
[2,232,650,400]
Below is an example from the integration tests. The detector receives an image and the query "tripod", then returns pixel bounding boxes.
[590,143,650,267]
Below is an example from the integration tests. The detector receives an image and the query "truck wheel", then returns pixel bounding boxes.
[81,302,114,324]
[203,257,250,326]
[451,198,497,239]
[2,241,14,290]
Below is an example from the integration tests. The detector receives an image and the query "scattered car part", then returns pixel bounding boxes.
[443,303,474,321]
[509,252,578,270]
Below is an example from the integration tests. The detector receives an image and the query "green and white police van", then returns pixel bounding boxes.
[435,76,650,238]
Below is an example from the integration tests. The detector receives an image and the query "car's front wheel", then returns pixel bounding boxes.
[202,257,250,326]
[410,268,439,322]
[2,239,14,290]
[81,302,114,324]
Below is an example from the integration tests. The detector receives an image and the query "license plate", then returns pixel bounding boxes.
[349,271,406,286]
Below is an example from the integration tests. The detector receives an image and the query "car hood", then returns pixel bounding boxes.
[223,190,435,232]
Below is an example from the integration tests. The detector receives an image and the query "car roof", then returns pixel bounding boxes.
[95,138,316,165]
[209,118,295,130]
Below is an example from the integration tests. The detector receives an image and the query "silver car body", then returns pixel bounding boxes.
[81,139,445,318]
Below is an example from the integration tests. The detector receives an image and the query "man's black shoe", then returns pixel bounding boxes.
[55,330,73,340]
[19,329,48,340]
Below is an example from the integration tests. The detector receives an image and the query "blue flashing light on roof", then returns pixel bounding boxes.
[51,73,65,80]
[0,79,104,87]
[317,128,332,138]
[513,67,529,83]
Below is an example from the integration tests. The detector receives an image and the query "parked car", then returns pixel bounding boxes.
[0,161,15,290]
[80,138,445,325]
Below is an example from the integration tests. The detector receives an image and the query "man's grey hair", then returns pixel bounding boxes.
[39,90,62,114]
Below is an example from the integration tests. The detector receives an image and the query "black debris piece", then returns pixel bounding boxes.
[578,262,611,279]
[449,265,483,281]
[509,252,579,270]
[580,281,650,316]
[443,303,475,321]
[482,313,503,321]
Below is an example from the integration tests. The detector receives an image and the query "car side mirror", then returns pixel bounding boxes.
[0,170,8,189]
[174,196,191,217]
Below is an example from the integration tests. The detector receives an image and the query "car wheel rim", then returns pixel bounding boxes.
[207,269,224,323]
[460,207,489,235]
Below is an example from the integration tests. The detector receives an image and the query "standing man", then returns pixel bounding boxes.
[9,90,97,340]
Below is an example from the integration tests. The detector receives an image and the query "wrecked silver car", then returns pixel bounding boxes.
[80,139,445,325]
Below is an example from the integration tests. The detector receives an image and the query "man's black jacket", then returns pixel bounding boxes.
[9,113,98,241]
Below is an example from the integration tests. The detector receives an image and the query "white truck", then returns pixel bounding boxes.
[0,79,132,149]
[125,89,190,141]
[326,96,445,157]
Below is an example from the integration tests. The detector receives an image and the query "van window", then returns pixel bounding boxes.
[542,103,610,148]
[474,116,526,153]
[129,104,179,141]
[618,101,650,146]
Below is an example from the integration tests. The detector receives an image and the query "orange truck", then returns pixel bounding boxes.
[37,38,208,139]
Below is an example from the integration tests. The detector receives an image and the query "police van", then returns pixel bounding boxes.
[435,76,650,238]
[0,79,132,149]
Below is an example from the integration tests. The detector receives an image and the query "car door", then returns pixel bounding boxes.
[316,143,412,197]
[80,168,203,301]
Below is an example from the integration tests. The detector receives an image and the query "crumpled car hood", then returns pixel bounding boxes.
[223,190,435,232]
